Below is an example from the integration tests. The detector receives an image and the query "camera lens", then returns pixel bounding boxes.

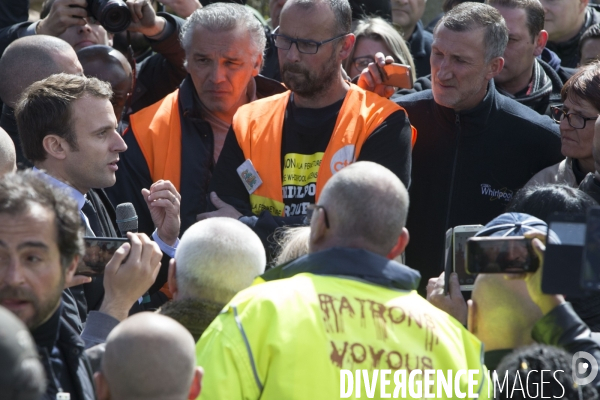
[89,0,131,33]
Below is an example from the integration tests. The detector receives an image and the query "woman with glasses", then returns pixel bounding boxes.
[342,17,416,83]
[527,62,600,188]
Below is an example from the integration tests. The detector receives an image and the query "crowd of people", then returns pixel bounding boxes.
[1,0,600,398]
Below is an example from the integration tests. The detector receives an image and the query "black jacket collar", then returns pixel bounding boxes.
[31,303,63,353]
[495,59,563,115]
[31,302,85,368]
[546,6,600,67]
[261,247,421,291]
[408,21,428,58]
[178,74,286,119]
[433,79,496,136]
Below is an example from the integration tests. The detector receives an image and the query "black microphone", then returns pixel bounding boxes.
[115,203,151,305]
[115,203,138,238]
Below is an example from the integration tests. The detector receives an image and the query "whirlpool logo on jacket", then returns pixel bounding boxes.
[480,183,513,202]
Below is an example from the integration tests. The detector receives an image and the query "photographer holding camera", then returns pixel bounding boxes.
[0,0,188,117]
[427,212,600,391]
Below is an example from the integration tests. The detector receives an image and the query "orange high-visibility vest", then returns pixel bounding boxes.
[232,84,417,217]
[129,89,183,191]
[129,91,182,300]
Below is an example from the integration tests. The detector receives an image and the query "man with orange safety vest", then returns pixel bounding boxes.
[198,0,416,251]
[108,3,286,240]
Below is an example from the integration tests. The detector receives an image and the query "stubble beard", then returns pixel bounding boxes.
[281,51,340,100]
[0,274,65,330]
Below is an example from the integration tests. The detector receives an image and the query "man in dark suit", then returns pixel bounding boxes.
[14,73,180,322]
[0,35,84,169]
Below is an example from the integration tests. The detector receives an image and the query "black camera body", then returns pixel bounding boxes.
[88,0,131,33]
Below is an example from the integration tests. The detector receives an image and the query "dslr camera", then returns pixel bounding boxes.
[88,0,132,33]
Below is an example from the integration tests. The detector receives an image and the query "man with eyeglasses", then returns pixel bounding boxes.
[200,0,415,254]
[579,98,600,203]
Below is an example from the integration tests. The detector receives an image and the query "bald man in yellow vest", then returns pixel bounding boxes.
[198,0,415,251]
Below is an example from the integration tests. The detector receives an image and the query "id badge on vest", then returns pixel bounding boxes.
[57,392,70,400]
[237,159,263,194]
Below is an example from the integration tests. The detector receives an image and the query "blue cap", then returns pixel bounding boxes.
[475,212,555,241]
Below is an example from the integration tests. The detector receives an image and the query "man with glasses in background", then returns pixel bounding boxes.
[200,0,415,254]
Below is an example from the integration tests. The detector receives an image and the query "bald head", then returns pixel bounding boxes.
[469,274,542,352]
[312,161,409,256]
[171,218,266,303]
[0,35,83,108]
[77,45,133,120]
[0,128,16,176]
[97,313,201,400]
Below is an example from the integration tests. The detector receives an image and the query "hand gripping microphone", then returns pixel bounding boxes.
[115,203,150,305]
[115,203,138,238]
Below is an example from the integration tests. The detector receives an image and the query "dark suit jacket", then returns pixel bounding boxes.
[70,188,119,323]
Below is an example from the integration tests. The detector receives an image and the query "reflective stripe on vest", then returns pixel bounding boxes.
[232,84,417,217]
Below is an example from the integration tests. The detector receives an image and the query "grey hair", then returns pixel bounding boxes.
[436,2,509,62]
[285,0,352,35]
[180,3,266,59]
[174,218,266,304]
[273,226,310,265]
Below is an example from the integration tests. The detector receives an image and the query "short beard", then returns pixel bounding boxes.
[281,51,340,99]
[0,275,64,330]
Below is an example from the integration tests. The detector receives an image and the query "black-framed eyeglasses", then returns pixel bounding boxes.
[271,26,348,54]
[353,56,375,71]
[550,105,599,129]
[305,204,330,228]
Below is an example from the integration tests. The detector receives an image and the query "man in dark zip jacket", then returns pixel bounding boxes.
[396,3,562,293]
[488,0,564,116]
[392,0,568,116]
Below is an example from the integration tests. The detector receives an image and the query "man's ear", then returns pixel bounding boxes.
[42,134,68,161]
[387,227,409,260]
[533,30,548,57]
[308,208,328,253]
[188,366,204,399]
[95,371,111,400]
[339,34,356,60]
[168,258,179,300]
[485,56,505,80]
[467,299,476,334]
[252,53,264,77]
[64,255,80,287]
[579,0,590,13]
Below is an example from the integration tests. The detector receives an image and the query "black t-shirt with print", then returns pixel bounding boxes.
[209,95,412,220]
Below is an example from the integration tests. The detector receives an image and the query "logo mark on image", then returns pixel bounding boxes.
[572,351,599,386]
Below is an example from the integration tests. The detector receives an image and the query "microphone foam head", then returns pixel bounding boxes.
[115,203,138,233]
